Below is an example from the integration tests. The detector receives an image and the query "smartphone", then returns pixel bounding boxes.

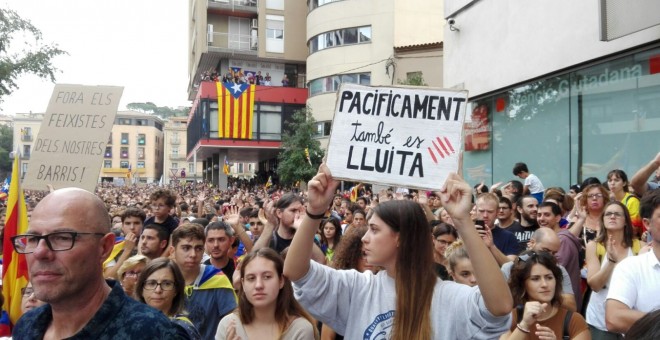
[475,220,485,231]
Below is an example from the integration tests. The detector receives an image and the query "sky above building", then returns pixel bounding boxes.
[1,0,190,115]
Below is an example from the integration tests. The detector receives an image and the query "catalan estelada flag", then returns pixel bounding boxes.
[217,81,255,139]
[2,153,29,328]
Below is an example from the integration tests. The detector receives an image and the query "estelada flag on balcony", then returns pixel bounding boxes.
[217,81,255,139]
[2,153,29,328]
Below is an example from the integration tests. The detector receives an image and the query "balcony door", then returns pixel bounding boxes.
[229,17,250,50]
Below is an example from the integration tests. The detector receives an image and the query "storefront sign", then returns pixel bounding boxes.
[326,84,468,190]
[24,84,123,192]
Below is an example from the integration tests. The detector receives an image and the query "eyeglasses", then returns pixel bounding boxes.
[124,271,141,278]
[517,251,538,263]
[587,193,604,200]
[143,280,175,291]
[11,232,107,254]
[604,211,624,218]
[21,287,34,297]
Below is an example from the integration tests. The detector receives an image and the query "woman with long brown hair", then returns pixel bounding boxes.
[216,248,318,339]
[284,166,512,339]
[585,201,643,339]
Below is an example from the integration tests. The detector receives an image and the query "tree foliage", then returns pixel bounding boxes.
[0,9,67,106]
[0,124,14,176]
[277,107,324,185]
[126,102,189,118]
[398,72,428,86]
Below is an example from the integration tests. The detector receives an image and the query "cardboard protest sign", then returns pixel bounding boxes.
[326,84,468,191]
[24,84,123,192]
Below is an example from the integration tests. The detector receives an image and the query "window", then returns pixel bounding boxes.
[104,146,112,158]
[266,0,284,10]
[309,26,371,54]
[266,15,284,53]
[23,145,31,157]
[138,147,145,160]
[172,148,179,156]
[120,161,129,169]
[107,133,112,144]
[121,133,129,145]
[104,160,112,168]
[137,134,146,145]
[308,73,371,96]
[189,163,194,174]
[120,147,129,159]
[137,161,145,169]
[238,163,244,173]
[118,118,131,125]
[172,163,178,170]
[314,121,332,138]
[308,0,343,12]
[136,119,148,126]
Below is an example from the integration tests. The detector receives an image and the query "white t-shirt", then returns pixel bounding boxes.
[606,251,660,313]
[293,260,510,339]
[524,174,545,194]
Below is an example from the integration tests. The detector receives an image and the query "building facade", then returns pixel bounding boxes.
[12,113,44,179]
[100,111,164,183]
[306,0,444,148]
[444,0,660,188]
[186,0,309,189]
[163,116,203,184]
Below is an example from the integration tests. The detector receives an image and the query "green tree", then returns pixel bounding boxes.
[397,72,428,86]
[0,124,14,176]
[126,102,189,118]
[277,107,324,185]
[0,9,67,106]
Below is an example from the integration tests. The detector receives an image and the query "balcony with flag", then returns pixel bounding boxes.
[186,80,307,187]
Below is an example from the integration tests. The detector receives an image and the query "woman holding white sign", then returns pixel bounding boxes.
[283,164,513,339]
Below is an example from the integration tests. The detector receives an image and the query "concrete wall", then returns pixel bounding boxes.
[443,0,660,97]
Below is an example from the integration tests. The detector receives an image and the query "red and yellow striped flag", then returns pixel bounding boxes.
[217,81,256,139]
[2,154,29,327]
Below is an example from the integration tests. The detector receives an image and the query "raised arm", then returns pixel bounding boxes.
[630,151,660,196]
[284,164,338,281]
[440,173,513,317]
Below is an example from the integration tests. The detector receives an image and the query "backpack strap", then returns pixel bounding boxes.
[562,310,573,339]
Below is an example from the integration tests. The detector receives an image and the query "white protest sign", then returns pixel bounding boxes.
[326,84,468,191]
[24,84,124,192]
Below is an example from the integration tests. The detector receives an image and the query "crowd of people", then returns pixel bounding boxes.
[201,68,291,87]
[1,151,659,339]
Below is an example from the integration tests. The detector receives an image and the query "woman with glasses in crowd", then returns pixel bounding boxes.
[216,248,317,339]
[571,184,609,243]
[585,201,643,339]
[502,250,590,340]
[432,223,458,280]
[284,166,512,339]
[117,255,148,299]
[135,258,201,340]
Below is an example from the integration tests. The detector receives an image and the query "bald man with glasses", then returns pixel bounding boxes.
[12,188,188,339]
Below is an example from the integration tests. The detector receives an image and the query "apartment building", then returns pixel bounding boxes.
[163,116,203,184]
[306,0,444,148]
[12,113,45,179]
[186,0,308,189]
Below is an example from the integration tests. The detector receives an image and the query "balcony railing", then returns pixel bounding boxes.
[208,0,258,11]
[21,134,33,141]
[170,137,181,145]
[170,154,186,160]
[208,32,258,53]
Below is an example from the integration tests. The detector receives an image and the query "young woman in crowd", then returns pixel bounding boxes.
[607,169,642,236]
[216,248,317,339]
[284,166,512,339]
[432,223,458,280]
[135,258,201,340]
[502,250,590,340]
[445,239,477,286]
[585,201,642,339]
[319,217,342,263]
[572,183,609,243]
[117,255,148,298]
[321,225,373,339]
